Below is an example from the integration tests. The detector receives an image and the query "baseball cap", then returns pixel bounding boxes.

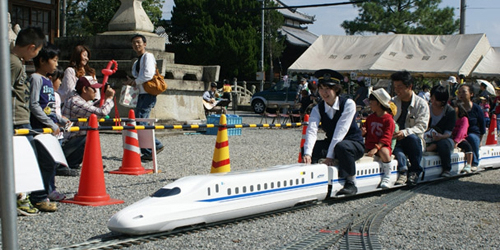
[210,82,217,87]
[76,76,102,92]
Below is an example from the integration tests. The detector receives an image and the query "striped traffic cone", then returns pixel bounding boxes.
[211,114,230,173]
[298,114,309,163]
[486,114,498,145]
[109,110,153,175]
[62,114,124,206]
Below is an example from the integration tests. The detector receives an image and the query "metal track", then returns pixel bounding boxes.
[279,185,427,250]
[48,201,319,250]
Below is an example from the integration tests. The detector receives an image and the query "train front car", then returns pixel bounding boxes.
[108,164,329,235]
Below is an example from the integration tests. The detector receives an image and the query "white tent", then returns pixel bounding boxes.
[288,34,492,78]
[471,47,500,79]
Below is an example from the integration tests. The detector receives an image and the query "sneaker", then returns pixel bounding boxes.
[17,196,39,216]
[33,199,57,212]
[440,171,452,178]
[336,180,357,196]
[156,146,165,154]
[395,173,407,185]
[48,191,66,201]
[408,172,419,186]
[56,168,79,177]
[380,176,391,189]
[471,166,478,172]
[462,165,472,174]
[141,154,153,162]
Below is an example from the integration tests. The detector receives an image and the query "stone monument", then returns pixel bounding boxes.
[55,0,220,123]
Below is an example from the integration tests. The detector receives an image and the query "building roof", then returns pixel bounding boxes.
[276,0,315,24]
[280,26,318,47]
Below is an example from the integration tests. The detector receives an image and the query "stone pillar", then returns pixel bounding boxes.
[108,0,154,32]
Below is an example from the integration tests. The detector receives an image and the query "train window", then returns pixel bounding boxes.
[151,187,181,198]
[227,188,231,195]
[257,184,261,191]
[311,172,314,179]
[357,170,360,175]
[250,185,254,192]
[243,186,247,193]
[368,169,371,174]
[215,184,219,193]
[290,180,293,186]
[296,179,299,185]
[235,187,239,194]
[271,182,275,188]
[277,182,281,188]
[264,183,268,189]
[365,170,367,175]
[283,180,287,187]
[302,178,305,184]
[207,188,211,196]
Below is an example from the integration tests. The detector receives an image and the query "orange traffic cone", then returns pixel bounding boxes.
[62,114,124,206]
[486,114,498,145]
[298,114,309,163]
[211,114,230,173]
[109,110,153,175]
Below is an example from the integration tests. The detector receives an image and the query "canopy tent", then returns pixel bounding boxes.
[471,47,500,79]
[288,34,491,78]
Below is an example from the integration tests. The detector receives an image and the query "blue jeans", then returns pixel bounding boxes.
[62,136,87,169]
[135,93,163,156]
[310,139,365,176]
[30,140,57,203]
[393,134,423,174]
[466,133,481,167]
[434,138,454,172]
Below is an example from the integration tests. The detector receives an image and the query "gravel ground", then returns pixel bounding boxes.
[3,111,500,250]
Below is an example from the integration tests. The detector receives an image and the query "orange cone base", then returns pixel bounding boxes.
[109,167,153,175]
[61,195,124,207]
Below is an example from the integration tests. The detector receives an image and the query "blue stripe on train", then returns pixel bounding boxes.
[198,181,329,202]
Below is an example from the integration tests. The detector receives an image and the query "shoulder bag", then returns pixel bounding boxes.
[143,68,167,96]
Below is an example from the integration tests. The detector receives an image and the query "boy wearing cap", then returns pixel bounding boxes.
[362,88,395,189]
[61,77,115,170]
[391,71,429,186]
[302,69,364,196]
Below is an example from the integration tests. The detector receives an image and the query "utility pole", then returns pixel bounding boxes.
[260,0,265,91]
[460,0,466,34]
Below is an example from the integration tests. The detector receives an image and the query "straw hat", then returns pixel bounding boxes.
[371,88,391,109]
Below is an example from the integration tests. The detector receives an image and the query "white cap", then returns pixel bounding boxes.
[447,76,457,83]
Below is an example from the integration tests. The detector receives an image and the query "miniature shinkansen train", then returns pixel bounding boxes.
[107,145,500,235]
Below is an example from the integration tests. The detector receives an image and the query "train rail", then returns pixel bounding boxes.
[49,201,319,250]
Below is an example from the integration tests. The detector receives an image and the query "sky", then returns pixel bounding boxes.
[162,0,500,47]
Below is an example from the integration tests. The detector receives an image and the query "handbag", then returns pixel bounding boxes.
[119,85,139,108]
[143,68,167,96]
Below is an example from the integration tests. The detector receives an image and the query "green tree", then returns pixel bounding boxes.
[169,0,284,80]
[65,0,164,37]
[341,0,459,35]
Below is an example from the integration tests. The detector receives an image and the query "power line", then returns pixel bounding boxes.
[261,0,370,10]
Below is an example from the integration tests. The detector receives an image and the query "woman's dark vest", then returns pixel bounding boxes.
[318,97,363,143]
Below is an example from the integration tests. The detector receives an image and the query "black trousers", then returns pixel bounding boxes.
[311,139,365,176]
